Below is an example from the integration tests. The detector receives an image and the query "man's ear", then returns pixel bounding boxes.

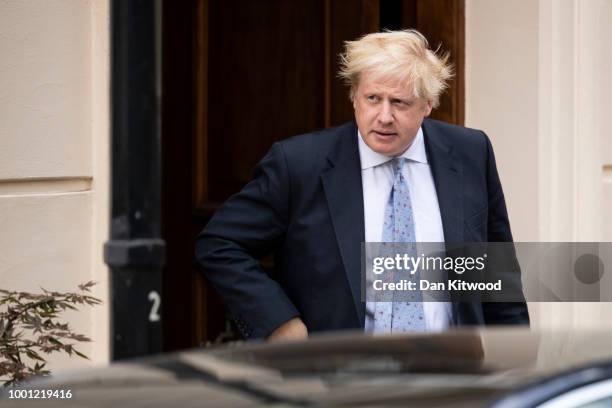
[424,100,433,117]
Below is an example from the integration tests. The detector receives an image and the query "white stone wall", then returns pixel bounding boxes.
[466,0,612,329]
[0,0,110,370]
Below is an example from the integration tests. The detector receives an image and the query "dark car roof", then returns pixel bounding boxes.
[4,328,612,407]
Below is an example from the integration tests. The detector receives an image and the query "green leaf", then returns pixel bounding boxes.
[48,337,63,346]
[25,350,45,361]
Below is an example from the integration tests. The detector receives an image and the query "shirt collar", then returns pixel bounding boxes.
[357,127,428,170]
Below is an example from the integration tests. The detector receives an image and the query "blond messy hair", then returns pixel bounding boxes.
[338,29,453,108]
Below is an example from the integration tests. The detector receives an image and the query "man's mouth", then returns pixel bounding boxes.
[373,130,397,137]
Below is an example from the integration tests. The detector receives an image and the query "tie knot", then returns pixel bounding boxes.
[392,157,407,175]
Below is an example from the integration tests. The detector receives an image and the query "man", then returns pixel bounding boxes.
[196,30,529,341]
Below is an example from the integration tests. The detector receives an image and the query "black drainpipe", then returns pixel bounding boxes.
[104,0,164,360]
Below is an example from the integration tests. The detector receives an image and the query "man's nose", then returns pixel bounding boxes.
[377,101,393,124]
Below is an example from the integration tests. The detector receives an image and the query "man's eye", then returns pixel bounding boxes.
[393,100,411,107]
[366,95,379,102]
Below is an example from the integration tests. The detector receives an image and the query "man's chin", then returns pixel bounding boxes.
[364,137,401,155]
[370,144,404,157]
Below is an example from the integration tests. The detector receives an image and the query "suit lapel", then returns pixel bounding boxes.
[423,120,468,324]
[422,120,464,244]
[321,123,365,325]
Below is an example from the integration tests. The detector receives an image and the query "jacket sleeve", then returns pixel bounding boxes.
[195,142,300,339]
[481,132,530,325]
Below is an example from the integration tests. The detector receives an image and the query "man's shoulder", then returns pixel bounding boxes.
[274,122,356,165]
[423,118,486,141]
[279,121,355,150]
[422,118,490,154]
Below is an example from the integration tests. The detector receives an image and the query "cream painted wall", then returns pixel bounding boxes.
[465,0,539,242]
[0,0,109,371]
[466,0,612,330]
[599,0,612,240]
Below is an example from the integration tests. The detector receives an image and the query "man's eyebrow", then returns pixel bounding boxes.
[391,97,412,103]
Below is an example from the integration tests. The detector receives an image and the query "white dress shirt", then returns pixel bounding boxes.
[360,127,453,332]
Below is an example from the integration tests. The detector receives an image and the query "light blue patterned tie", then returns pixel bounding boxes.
[373,158,426,332]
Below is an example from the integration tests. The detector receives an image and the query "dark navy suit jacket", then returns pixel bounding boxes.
[196,119,529,339]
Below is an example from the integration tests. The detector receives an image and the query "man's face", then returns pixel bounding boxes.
[353,73,432,157]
